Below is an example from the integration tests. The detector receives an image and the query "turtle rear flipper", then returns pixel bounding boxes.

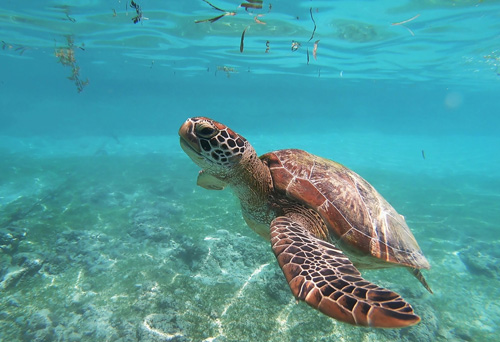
[270,216,421,328]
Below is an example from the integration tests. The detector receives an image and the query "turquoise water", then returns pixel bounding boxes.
[1,0,500,341]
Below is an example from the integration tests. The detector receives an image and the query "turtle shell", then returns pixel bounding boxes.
[261,149,430,270]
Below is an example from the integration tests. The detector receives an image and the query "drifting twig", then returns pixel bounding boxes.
[392,14,420,36]
[240,26,249,53]
[308,7,316,42]
[392,14,420,26]
[195,0,236,23]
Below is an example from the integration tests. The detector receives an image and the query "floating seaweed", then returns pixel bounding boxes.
[195,0,236,24]
[265,40,270,53]
[313,40,319,60]
[240,0,263,11]
[1,40,12,50]
[306,47,309,65]
[52,5,76,22]
[64,13,76,23]
[130,0,148,24]
[1,40,30,55]
[216,66,237,78]
[254,14,266,25]
[54,35,89,93]
[422,150,426,160]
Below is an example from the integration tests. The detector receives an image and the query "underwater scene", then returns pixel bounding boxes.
[1,0,500,341]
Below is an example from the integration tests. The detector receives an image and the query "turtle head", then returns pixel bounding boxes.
[179,117,251,177]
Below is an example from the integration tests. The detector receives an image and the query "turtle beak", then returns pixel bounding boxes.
[179,120,201,154]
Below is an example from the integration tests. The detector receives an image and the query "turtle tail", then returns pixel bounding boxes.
[409,268,433,294]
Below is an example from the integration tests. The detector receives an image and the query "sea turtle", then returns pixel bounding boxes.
[179,117,431,328]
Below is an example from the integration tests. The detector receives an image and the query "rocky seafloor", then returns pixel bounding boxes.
[0,135,499,341]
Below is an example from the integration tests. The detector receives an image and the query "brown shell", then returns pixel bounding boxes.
[261,149,430,270]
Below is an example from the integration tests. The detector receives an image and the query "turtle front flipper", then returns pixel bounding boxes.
[197,170,227,190]
[270,216,420,328]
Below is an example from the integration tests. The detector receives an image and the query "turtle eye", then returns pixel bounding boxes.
[195,122,218,139]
